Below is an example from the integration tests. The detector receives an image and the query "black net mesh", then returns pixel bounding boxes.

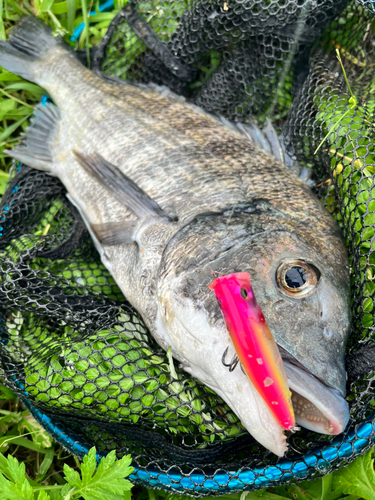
[2,0,375,495]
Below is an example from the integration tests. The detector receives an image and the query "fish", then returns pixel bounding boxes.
[208,272,296,431]
[0,15,351,456]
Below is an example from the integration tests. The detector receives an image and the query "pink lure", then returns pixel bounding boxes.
[208,272,295,431]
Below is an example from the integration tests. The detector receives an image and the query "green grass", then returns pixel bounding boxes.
[0,1,373,499]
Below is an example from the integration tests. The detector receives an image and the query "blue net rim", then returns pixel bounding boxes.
[23,397,375,494]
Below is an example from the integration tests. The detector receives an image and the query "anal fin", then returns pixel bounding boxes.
[5,102,59,171]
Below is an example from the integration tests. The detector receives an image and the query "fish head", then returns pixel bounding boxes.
[235,221,351,437]
[156,205,351,455]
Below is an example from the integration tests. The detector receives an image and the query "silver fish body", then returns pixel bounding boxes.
[0,16,351,456]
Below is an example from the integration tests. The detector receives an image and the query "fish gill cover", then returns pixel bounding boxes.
[0,0,375,495]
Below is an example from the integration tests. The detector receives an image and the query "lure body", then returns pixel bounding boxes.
[209,272,295,430]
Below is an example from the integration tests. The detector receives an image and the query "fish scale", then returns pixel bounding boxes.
[65,102,245,223]
[94,82,328,218]
[0,15,351,456]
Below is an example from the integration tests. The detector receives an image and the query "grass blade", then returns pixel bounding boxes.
[0,435,51,453]
[81,0,90,66]
[0,113,31,143]
[0,0,5,40]
[35,446,55,482]
[0,87,34,108]
[67,0,76,33]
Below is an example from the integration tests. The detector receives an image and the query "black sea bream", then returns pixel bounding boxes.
[0,16,351,456]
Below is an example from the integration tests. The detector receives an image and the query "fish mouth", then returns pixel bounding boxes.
[279,350,349,436]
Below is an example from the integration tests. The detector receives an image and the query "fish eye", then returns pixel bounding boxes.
[276,259,321,299]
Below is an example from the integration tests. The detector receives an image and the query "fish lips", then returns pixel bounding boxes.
[283,359,349,435]
[269,276,350,399]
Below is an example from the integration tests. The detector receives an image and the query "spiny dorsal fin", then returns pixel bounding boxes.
[5,102,60,171]
[73,151,172,221]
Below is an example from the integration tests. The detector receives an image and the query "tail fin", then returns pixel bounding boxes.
[0,16,64,82]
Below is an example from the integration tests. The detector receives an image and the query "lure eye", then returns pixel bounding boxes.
[276,259,320,299]
[240,288,248,299]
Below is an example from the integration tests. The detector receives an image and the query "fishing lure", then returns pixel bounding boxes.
[209,272,296,431]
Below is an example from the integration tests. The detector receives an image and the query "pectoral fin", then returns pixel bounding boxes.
[73,151,172,221]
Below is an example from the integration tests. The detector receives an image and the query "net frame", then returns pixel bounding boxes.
[22,398,375,494]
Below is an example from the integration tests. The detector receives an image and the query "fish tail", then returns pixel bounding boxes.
[0,16,61,83]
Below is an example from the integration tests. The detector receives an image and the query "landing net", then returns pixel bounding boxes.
[1,0,375,494]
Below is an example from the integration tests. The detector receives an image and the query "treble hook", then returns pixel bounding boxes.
[289,426,301,433]
[222,346,240,372]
